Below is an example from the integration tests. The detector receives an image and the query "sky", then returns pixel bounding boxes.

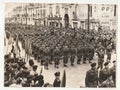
[4,3,21,17]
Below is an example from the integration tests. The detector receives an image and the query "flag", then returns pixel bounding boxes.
[25,38,32,55]
[8,35,13,45]
[61,70,66,87]
[16,35,20,52]
[40,67,43,75]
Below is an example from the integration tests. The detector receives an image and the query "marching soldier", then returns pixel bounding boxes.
[70,45,76,66]
[44,46,50,70]
[83,44,87,64]
[85,63,98,87]
[89,45,95,63]
[53,71,61,87]
[63,45,69,67]
[99,62,111,85]
[77,44,83,64]
[106,44,112,62]
[53,46,60,68]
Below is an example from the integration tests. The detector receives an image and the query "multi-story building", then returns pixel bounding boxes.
[5,3,117,30]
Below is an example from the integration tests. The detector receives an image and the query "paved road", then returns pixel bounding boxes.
[4,39,116,87]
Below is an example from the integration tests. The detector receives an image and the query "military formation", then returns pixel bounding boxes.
[4,23,116,87]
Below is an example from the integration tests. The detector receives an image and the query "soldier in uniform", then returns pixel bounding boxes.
[110,60,116,87]
[49,46,54,64]
[85,63,98,87]
[89,45,95,63]
[70,45,76,66]
[99,62,111,85]
[44,46,50,70]
[77,44,83,64]
[83,44,87,64]
[53,46,60,68]
[106,44,112,62]
[97,48,105,69]
[63,45,69,67]
[53,71,61,87]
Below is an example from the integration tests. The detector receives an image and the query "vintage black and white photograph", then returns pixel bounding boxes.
[4,3,117,87]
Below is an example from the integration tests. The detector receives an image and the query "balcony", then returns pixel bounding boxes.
[47,15,62,20]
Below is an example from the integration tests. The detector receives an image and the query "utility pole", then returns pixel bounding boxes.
[25,6,28,25]
[87,4,90,31]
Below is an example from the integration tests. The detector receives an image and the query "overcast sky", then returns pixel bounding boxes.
[4,3,21,17]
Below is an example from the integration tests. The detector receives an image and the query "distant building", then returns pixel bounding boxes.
[5,3,117,30]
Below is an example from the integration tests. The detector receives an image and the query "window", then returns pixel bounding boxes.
[56,5,60,14]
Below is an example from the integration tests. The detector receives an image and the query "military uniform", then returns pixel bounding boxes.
[44,47,50,70]
[53,72,61,87]
[99,62,111,84]
[97,49,105,69]
[53,47,60,68]
[63,46,69,67]
[110,61,116,86]
[70,45,76,66]
[106,45,112,62]
[85,63,98,87]
[77,45,83,64]
[83,45,87,64]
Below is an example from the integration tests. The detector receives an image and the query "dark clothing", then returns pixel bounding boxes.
[99,67,111,84]
[97,50,104,69]
[110,66,116,84]
[85,69,98,87]
[53,79,61,87]
[63,47,69,64]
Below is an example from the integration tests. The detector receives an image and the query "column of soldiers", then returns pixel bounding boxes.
[5,23,116,87]
[5,24,115,70]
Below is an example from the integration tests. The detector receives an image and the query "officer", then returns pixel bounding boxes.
[77,44,83,64]
[85,62,98,87]
[70,45,76,66]
[53,46,60,68]
[53,71,61,87]
[99,62,111,84]
[63,45,69,67]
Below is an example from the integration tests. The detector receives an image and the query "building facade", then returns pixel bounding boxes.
[5,3,117,30]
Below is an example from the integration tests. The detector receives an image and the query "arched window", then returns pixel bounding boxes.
[56,5,60,14]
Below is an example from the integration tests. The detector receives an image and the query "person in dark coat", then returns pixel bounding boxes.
[110,60,116,87]
[77,45,83,64]
[53,71,61,87]
[70,45,76,66]
[85,63,98,87]
[63,46,69,67]
[99,62,111,85]
[53,46,60,68]
[83,44,87,64]
[97,48,105,69]
[106,44,112,62]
